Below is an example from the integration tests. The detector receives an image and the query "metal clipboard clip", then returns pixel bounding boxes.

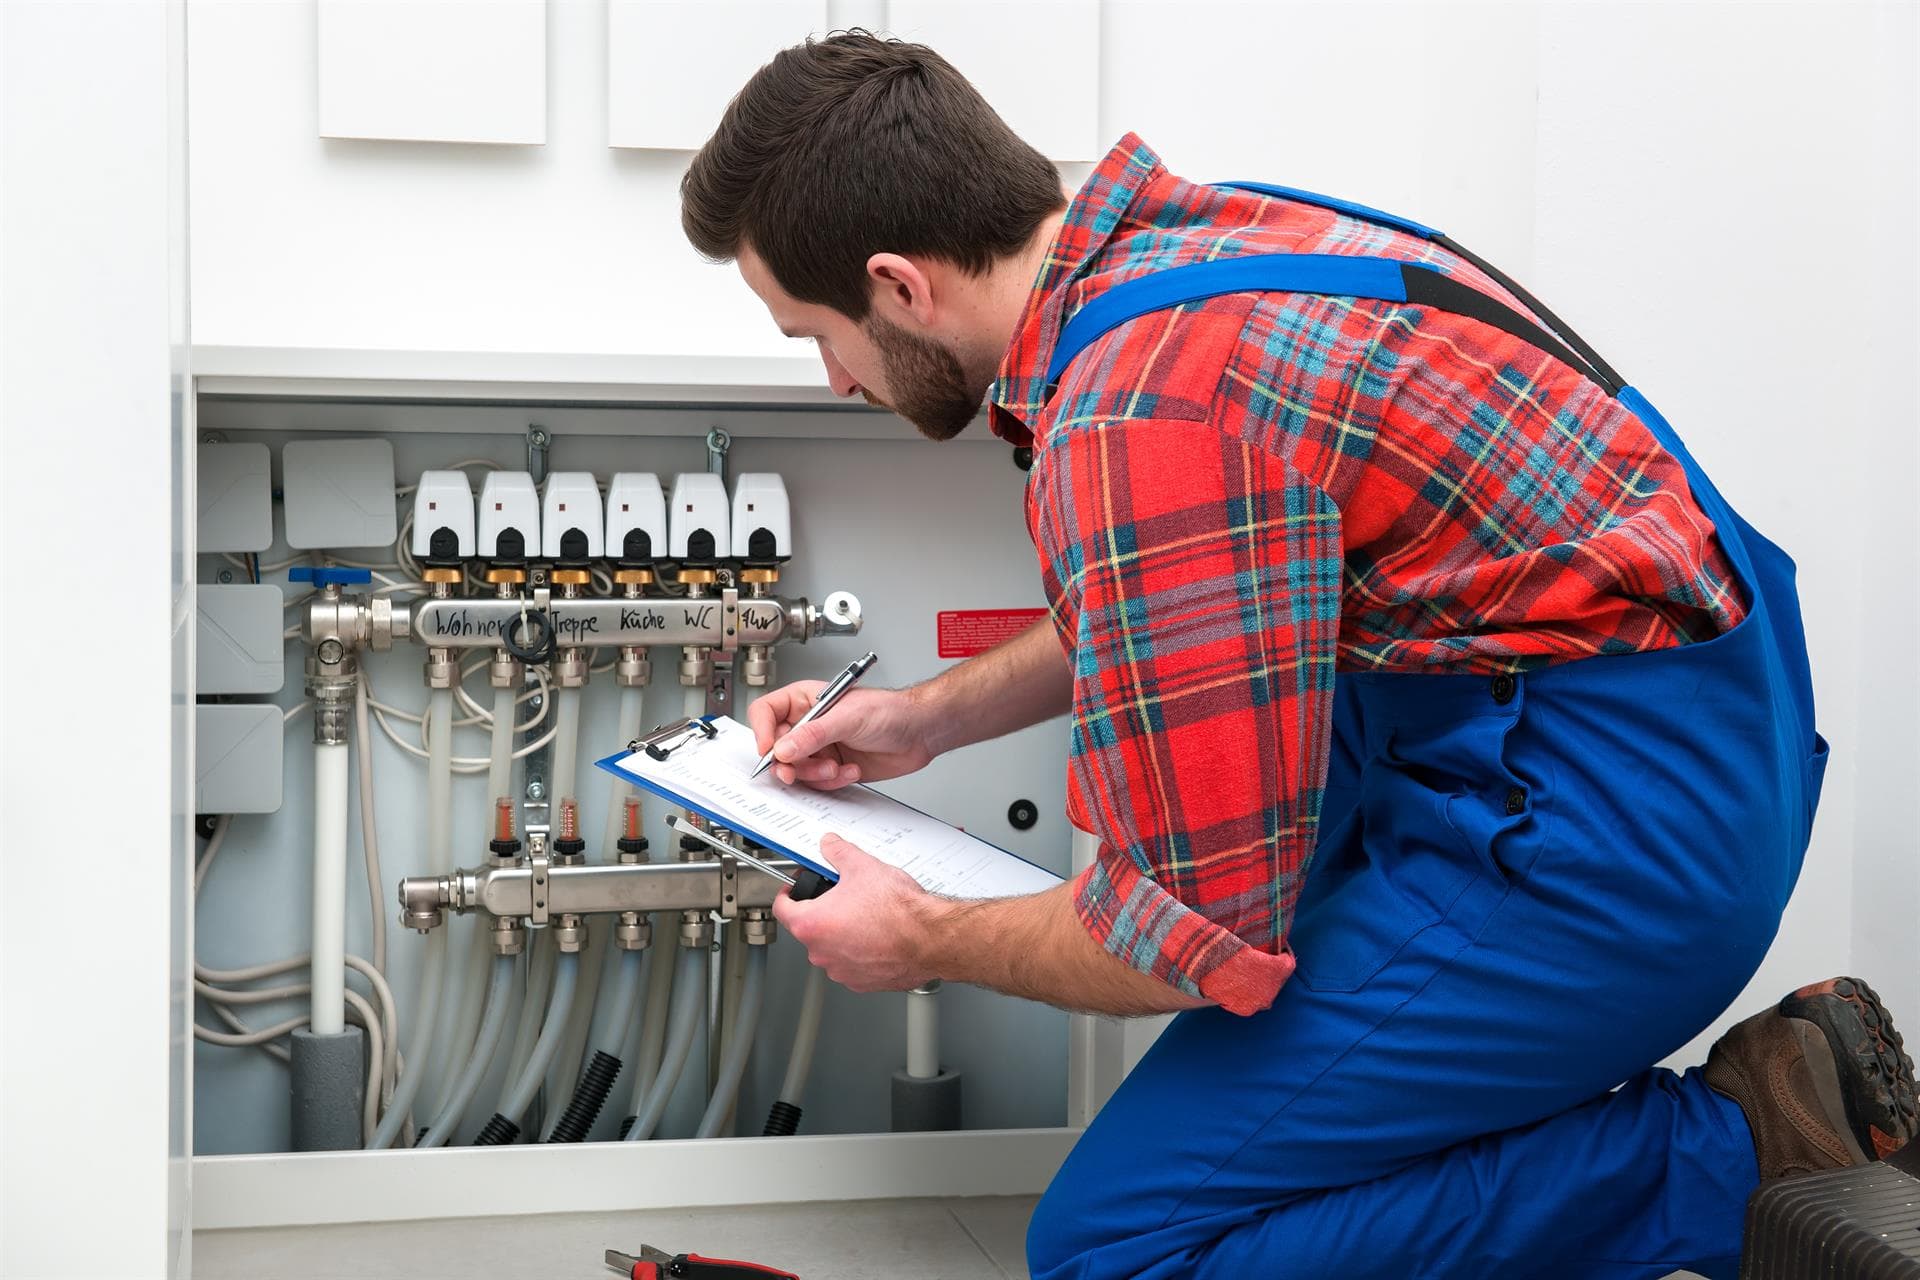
[629,717,719,762]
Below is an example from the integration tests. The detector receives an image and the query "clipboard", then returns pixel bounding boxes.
[593,716,1063,901]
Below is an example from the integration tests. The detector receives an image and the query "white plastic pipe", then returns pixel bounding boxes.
[779,968,828,1107]
[696,945,767,1139]
[486,684,516,805]
[505,934,554,1089]
[498,951,580,1124]
[420,687,470,1111]
[553,684,647,1104]
[310,742,351,1036]
[683,684,708,720]
[625,946,707,1141]
[552,685,583,805]
[418,954,516,1148]
[907,984,940,1080]
[367,929,444,1149]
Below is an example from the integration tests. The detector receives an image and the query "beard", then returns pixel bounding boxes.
[863,315,984,442]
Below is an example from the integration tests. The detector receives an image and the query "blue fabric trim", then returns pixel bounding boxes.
[1219,180,1443,240]
[1047,253,1414,385]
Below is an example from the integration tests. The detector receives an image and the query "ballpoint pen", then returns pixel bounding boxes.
[749,650,878,780]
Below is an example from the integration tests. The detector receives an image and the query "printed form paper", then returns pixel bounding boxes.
[599,718,1061,901]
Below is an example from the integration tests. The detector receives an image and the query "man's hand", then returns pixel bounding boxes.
[773,835,938,991]
[749,683,935,790]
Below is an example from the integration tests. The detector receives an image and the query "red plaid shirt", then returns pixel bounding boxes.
[994,136,1745,1015]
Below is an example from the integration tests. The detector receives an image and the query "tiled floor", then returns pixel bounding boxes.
[195,1195,1039,1280]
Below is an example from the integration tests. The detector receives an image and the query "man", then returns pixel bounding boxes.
[680,31,1917,1279]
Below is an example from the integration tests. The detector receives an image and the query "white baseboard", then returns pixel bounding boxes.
[192,1128,1081,1230]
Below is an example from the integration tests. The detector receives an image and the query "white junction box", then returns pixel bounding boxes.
[197,441,274,553]
[196,584,286,695]
[283,438,398,550]
[317,0,548,145]
[195,704,285,815]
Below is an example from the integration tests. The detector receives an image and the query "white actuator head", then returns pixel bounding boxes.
[541,472,604,563]
[730,473,791,564]
[606,473,667,566]
[410,471,476,563]
[477,471,539,565]
[668,472,731,565]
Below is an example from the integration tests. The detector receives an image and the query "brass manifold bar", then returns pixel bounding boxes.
[398,854,797,931]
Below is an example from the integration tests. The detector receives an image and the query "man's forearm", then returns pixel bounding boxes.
[911,618,1072,756]
[913,881,1207,1017]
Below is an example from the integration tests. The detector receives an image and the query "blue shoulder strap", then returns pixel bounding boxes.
[1219,180,1443,241]
[1047,251,1613,394]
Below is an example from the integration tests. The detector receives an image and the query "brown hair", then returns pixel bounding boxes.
[681,30,1066,320]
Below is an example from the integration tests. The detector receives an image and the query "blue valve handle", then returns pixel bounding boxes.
[289,566,373,586]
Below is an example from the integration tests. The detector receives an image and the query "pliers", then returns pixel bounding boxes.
[606,1245,800,1279]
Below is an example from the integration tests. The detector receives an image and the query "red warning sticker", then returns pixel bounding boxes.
[937,608,1049,659]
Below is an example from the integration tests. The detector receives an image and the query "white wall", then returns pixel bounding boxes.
[184,0,1916,1066]
[0,3,183,1278]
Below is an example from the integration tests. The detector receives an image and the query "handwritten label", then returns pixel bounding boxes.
[425,608,511,640]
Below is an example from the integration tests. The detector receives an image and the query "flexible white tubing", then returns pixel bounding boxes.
[587,948,646,1058]
[695,946,767,1139]
[682,685,708,720]
[353,675,388,976]
[624,947,707,1141]
[552,685,583,805]
[369,931,444,1149]
[310,743,351,1036]
[631,914,677,1105]
[907,985,939,1079]
[498,951,580,1124]
[504,933,554,1090]
[486,684,516,805]
[418,687,466,1111]
[779,968,828,1106]
[418,954,516,1148]
[550,684,647,1124]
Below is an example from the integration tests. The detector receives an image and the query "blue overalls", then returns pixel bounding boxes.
[1026,184,1828,1280]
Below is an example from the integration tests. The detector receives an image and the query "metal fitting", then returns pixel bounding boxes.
[552,647,589,687]
[369,595,406,649]
[679,909,715,950]
[422,648,458,690]
[488,651,523,689]
[615,647,652,688]
[614,912,651,951]
[679,645,711,687]
[553,914,588,953]
[491,915,525,956]
[741,908,776,946]
[739,644,773,687]
[399,875,447,933]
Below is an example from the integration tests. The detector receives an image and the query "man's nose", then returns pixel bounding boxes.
[818,343,862,400]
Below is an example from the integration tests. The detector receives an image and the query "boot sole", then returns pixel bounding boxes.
[1779,977,1919,1162]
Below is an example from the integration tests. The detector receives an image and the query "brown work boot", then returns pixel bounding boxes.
[1704,976,1919,1179]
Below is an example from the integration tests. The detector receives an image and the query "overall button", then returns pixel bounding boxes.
[1491,673,1517,705]
[1504,786,1528,816]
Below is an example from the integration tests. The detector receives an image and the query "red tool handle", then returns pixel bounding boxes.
[680,1254,800,1279]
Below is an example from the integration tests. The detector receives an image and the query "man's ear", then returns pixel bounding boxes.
[866,253,936,327]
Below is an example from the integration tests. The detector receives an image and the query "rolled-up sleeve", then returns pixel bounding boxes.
[1029,416,1341,1015]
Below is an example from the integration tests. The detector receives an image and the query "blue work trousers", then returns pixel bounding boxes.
[1029,642,1824,1278]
